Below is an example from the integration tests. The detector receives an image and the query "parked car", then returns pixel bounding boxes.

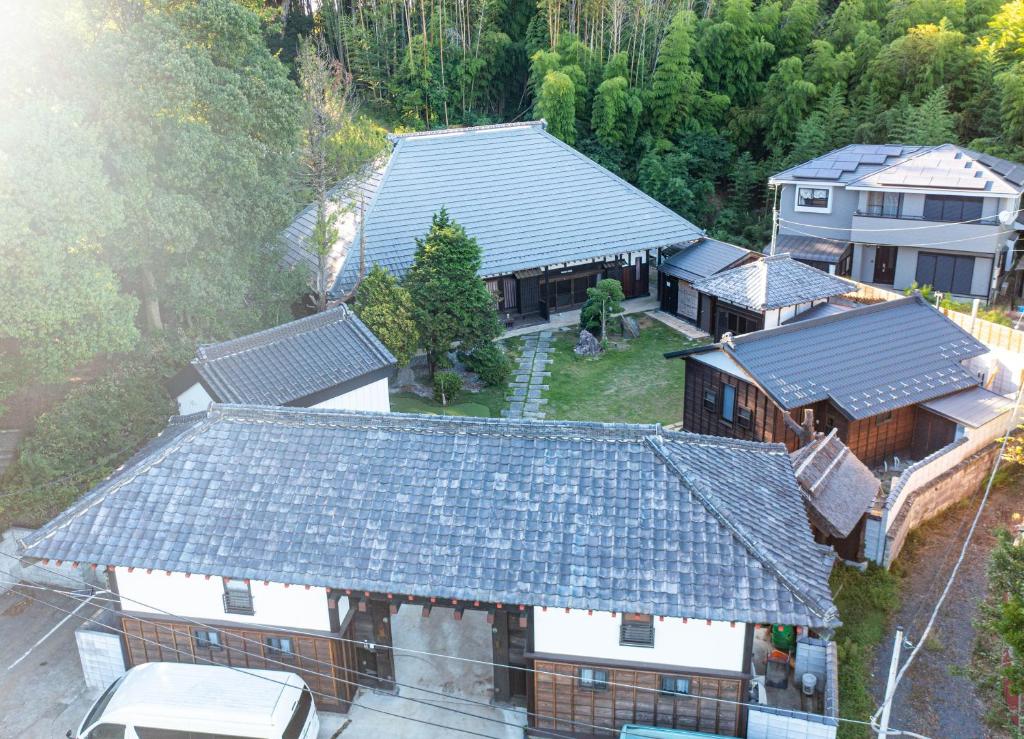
[68,662,319,739]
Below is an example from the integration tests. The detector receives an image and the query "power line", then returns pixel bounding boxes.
[778,222,1021,251]
[871,381,1024,737]
[780,207,1023,233]
[0,576,582,739]
[0,551,897,732]
[0,576,611,738]
[0,582,507,739]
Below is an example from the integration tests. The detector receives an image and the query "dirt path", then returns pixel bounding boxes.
[870,477,1024,738]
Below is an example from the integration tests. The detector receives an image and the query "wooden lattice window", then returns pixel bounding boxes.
[620,613,655,647]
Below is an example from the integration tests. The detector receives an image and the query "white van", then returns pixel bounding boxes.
[69,662,320,739]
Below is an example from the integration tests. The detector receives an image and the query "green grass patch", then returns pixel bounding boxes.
[390,386,507,418]
[544,319,703,425]
[830,564,901,739]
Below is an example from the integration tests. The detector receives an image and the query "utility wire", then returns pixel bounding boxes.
[0,576,612,738]
[870,381,1024,736]
[0,582,509,739]
[777,222,1022,251]
[0,551,902,732]
[780,207,1023,232]
[0,576,582,739]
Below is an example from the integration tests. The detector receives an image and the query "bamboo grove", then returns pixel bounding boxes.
[286,0,1024,246]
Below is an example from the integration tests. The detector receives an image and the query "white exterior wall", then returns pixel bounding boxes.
[114,567,332,632]
[312,376,391,412]
[176,383,214,415]
[532,608,746,673]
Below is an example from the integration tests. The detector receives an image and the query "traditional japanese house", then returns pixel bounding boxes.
[281,121,713,323]
[690,254,856,340]
[168,304,396,415]
[21,406,840,738]
[669,295,993,467]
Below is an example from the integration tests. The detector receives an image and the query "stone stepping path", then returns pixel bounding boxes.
[502,331,552,420]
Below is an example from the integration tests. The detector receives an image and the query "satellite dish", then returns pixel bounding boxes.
[999,209,1015,226]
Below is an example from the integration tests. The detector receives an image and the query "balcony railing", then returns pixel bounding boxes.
[855,208,999,226]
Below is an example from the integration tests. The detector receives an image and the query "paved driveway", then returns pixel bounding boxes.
[0,583,523,739]
[0,585,101,739]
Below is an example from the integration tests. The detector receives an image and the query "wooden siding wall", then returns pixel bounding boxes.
[682,359,802,450]
[532,659,743,737]
[121,614,354,711]
[844,405,917,467]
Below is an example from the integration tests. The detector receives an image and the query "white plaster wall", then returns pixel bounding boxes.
[114,567,332,632]
[972,256,994,297]
[893,246,918,290]
[532,608,746,673]
[852,244,874,283]
[176,383,213,416]
[763,309,781,330]
[312,377,390,412]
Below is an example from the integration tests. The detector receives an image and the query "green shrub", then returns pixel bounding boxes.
[460,344,512,386]
[432,371,463,405]
[904,282,1013,326]
[0,349,177,528]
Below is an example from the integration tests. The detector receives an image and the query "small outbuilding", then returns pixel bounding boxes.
[691,253,855,340]
[168,304,396,415]
[791,429,882,561]
[656,237,755,325]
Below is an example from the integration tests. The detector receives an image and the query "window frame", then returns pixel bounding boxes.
[264,636,295,662]
[703,389,717,413]
[720,384,737,424]
[660,675,692,696]
[794,185,832,214]
[192,629,223,651]
[578,667,610,691]
[875,410,894,426]
[737,406,753,429]
[915,251,976,296]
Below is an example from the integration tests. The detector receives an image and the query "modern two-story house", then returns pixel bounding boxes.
[769,144,1024,300]
[21,406,841,738]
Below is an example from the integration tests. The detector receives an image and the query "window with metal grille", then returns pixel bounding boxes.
[703,389,717,412]
[620,613,655,647]
[222,579,254,615]
[578,667,609,690]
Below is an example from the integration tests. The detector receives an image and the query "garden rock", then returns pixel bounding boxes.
[621,315,640,338]
[393,366,417,390]
[575,329,602,357]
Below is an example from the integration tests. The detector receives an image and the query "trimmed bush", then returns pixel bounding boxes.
[460,344,512,387]
[433,371,463,406]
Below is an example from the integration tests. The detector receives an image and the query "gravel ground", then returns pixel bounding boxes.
[870,477,1024,738]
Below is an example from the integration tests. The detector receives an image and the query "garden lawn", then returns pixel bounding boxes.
[544,319,704,425]
[389,385,509,418]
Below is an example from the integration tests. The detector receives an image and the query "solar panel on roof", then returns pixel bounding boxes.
[788,168,818,178]
[860,154,886,164]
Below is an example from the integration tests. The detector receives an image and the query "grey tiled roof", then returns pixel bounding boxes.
[848,144,1021,195]
[693,254,854,311]
[791,432,880,539]
[279,160,388,293]
[21,406,838,627]
[724,296,988,420]
[319,122,701,294]
[774,234,849,264]
[772,143,1024,193]
[191,305,396,406]
[771,144,922,184]
[658,238,750,283]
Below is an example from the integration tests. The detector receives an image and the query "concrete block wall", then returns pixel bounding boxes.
[883,443,1001,567]
[747,706,838,739]
[75,609,126,690]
